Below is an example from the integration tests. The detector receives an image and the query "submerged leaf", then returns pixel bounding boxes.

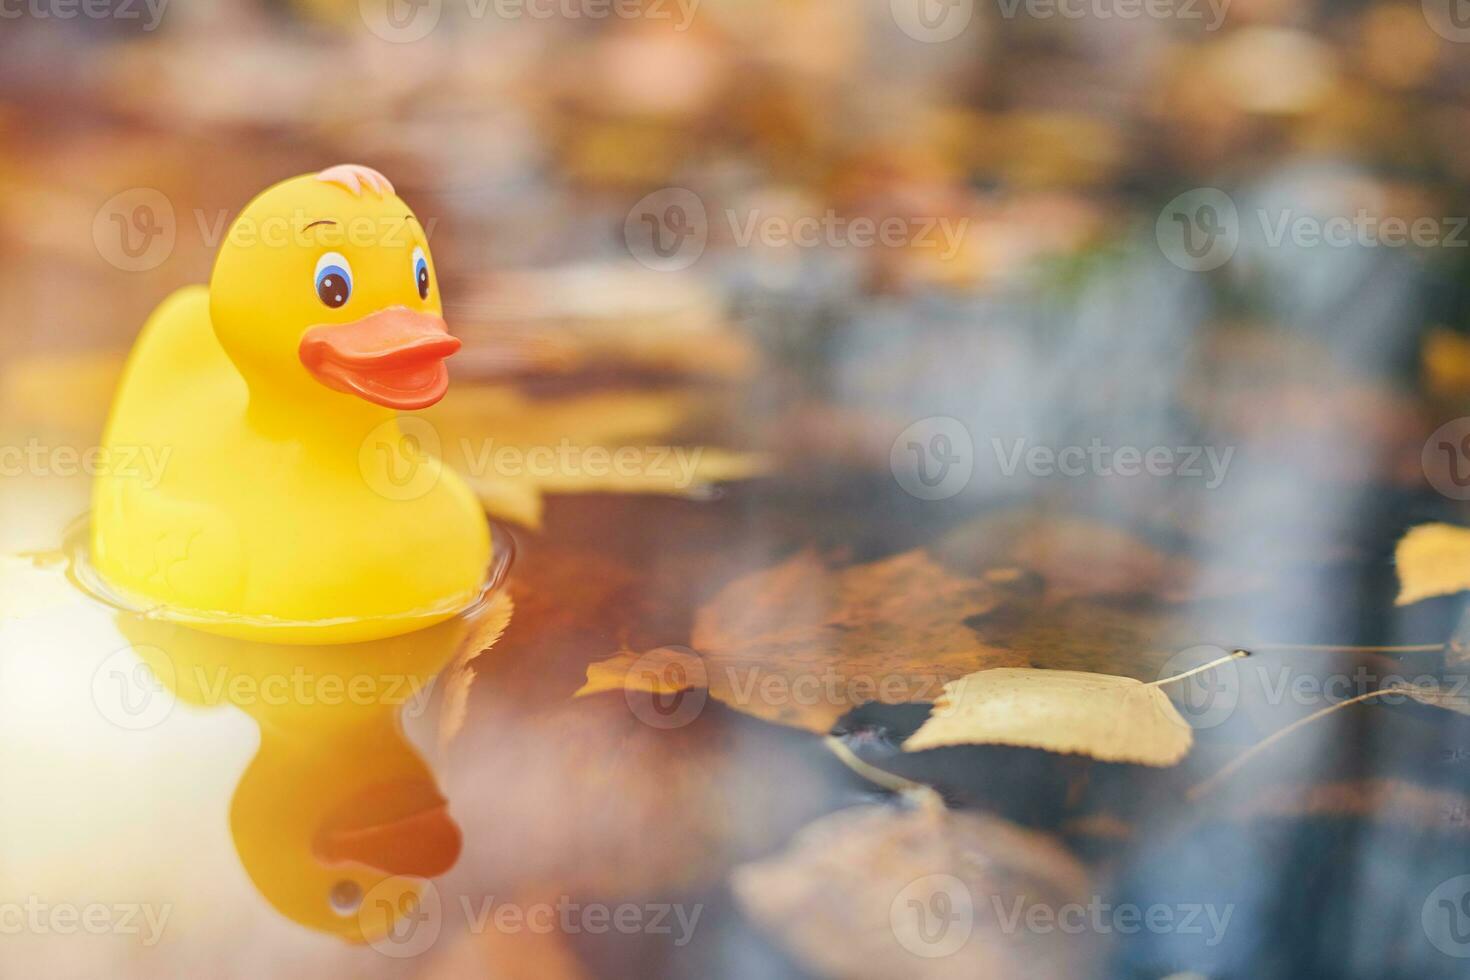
[903,667,1193,766]
[732,800,1096,980]
[1394,523,1470,605]
[426,385,766,529]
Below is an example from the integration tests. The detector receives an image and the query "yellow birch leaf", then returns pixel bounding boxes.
[1394,523,1470,605]
[903,667,1193,766]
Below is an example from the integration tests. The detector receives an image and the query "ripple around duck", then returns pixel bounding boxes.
[59,514,516,641]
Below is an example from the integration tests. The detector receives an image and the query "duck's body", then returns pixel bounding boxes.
[92,167,490,643]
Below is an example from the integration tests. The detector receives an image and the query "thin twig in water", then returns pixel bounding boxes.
[1246,643,1444,654]
[1188,686,1420,800]
[823,735,929,796]
[1147,649,1250,689]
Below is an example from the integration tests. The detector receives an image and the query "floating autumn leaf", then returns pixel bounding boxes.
[902,667,1194,766]
[437,592,515,749]
[732,796,1097,980]
[580,549,1024,733]
[452,263,757,380]
[1394,523,1470,605]
[425,384,766,529]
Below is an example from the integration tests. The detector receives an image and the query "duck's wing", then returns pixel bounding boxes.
[93,476,247,616]
[94,285,248,614]
[100,284,246,450]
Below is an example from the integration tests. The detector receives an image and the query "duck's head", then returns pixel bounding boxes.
[210,165,458,412]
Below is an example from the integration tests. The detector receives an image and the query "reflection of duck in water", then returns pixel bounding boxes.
[116,604,495,941]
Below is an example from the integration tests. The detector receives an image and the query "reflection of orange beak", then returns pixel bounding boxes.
[312,779,463,878]
[299,307,460,410]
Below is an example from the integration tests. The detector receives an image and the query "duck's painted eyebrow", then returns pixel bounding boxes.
[303,219,337,230]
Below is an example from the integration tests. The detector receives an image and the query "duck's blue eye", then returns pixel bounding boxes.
[412,247,430,301]
[314,252,352,309]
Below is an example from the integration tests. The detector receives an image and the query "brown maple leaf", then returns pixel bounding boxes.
[581,548,1024,733]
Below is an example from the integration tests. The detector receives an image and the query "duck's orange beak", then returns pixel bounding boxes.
[312,779,463,879]
[299,307,460,410]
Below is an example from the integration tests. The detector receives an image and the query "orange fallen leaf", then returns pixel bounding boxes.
[454,263,757,381]
[580,549,1022,733]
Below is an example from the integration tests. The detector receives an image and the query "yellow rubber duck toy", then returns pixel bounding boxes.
[92,165,490,644]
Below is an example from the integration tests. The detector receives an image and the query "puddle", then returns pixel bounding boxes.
[0,519,516,950]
